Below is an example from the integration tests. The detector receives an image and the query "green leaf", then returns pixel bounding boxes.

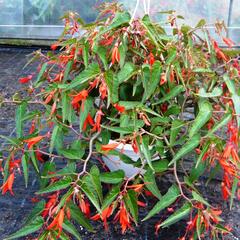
[100,170,125,184]
[169,134,201,166]
[24,200,45,225]
[101,125,134,134]
[66,63,100,90]
[170,119,183,146]
[42,163,76,178]
[83,41,89,67]
[36,177,72,194]
[160,202,192,228]
[224,74,240,127]
[16,101,27,138]
[143,185,180,221]
[90,166,103,203]
[195,141,210,169]
[117,62,136,84]
[143,61,162,101]
[81,176,101,212]
[141,136,154,172]
[50,125,60,153]
[153,85,185,105]
[205,112,231,137]
[192,68,213,73]
[4,216,44,240]
[98,11,131,36]
[195,19,206,28]
[93,45,108,70]
[198,87,222,97]
[149,159,169,173]
[230,177,238,210]
[62,93,72,123]
[21,153,29,188]
[30,150,39,173]
[68,202,94,232]
[0,135,21,146]
[101,185,120,210]
[166,49,177,65]
[189,100,212,137]
[105,70,119,104]
[34,62,48,87]
[63,60,73,81]
[124,190,138,223]
[59,148,84,160]
[62,219,82,240]
[79,97,93,132]
[192,191,210,206]
[144,169,161,200]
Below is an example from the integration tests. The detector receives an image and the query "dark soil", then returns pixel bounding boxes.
[0,47,239,240]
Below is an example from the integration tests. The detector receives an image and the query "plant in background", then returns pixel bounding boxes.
[0,2,239,240]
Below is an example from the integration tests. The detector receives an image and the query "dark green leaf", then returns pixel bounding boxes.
[169,134,201,166]
[189,100,212,137]
[101,185,120,210]
[124,190,138,223]
[141,136,154,172]
[21,153,29,187]
[117,62,136,84]
[160,202,191,228]
[36,177,72,194]
[143,185,180,221]
[4,216,44,240]
[100,170,125,184]
[63,219,82,240]
[90,166,103,203]
[170,119,183,146]
[16,101,27,138]
[24,200,45,225]
[144,169,161,200]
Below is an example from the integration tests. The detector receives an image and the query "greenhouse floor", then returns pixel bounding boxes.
[0,47,239,240]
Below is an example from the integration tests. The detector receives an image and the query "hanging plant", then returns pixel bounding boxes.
[0,2,239,240]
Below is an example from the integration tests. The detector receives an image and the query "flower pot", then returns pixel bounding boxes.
[102,140,145,178]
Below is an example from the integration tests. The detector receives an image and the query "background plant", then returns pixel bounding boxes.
[0,2,239,240]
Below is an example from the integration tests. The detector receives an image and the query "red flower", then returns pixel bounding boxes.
[99,82,108,100]
[131,139,139,154]
[1,173,15,195]
[19,75,33,84]
[79,197,91,218]
[114,103,125,113]
[160,73,167,85]
[83,113,95,131]
[51,43,58,51]
[42,193,58,218]
[92,110,104,132]
[47,208,65,238]
[112,43,120,65]
[71,90,88,105]
[24,135,44,149]
[101,142,119,152]
[212,40,228,62]
[149,53,155,65]
[222,37,234,48]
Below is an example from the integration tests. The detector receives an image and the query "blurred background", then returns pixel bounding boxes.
[0,0,239,43]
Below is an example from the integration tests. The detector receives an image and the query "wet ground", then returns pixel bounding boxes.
[0,47,239,240]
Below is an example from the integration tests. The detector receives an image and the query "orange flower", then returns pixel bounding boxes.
[114,103,125,113]
[131,139,139,154]
[42,193,58,218]
[83,113,95,131]
[24,135,44,149]
[149,52,155,65]
[19,75,33,84]
[101,142,119,152]
[1,173,15,195]
[212,39,228,62]
[79,197,91,217]
[47,208,65,237]
[92,110,104,132]
[51,43,58,51]
[112,43,120,65]
[160,73,167,85]
[222,37,234,48]
[99,82,108,100]
[71,90,88,105]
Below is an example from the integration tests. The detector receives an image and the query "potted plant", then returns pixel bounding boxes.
[0,3,239,239]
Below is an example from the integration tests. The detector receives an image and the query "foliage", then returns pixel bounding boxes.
[0,3,239,239]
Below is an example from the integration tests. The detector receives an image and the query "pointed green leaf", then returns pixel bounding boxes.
[90,166,103,203]
[16,101,27,138]
[189,100,212,137]
[198,87,222,97]
[62,219,82,240]
[100,170,125,184]
[144,169,161,200]
[205,112,232,137]
[169,134,201,166]
[143,185,180,221]
[117,62,136,84]
[124,190,138,223]
[68,202,94,232]
[141,136,154,172]
[21,153,29,188]
[170,119,183,146]
[160,202,192,228]
[66,63,100,90]
[36,177,72,194]
[153,85,185,105]
[4,216,44,240]
[24,200,45,225]
[101,185,120,210]
[79,98,93,132]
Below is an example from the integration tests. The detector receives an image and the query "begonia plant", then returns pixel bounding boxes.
[0,3,239,240]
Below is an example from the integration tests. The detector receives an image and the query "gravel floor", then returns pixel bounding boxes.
[0,47,239,240]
